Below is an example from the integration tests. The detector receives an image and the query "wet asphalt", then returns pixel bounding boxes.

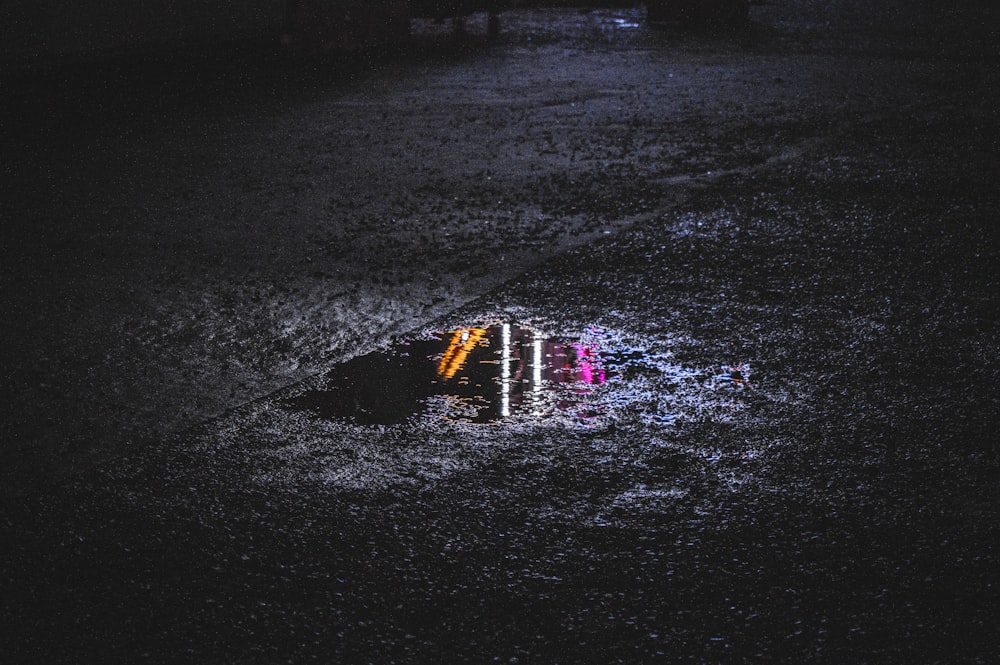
[2,2,999,663]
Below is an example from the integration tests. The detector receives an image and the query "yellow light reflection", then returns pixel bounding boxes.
[436,328,488,381]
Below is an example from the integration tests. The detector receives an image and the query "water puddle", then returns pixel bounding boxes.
[285,323,613,425]
[608,18,641,29]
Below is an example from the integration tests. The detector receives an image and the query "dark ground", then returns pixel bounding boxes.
[2,2,999,663]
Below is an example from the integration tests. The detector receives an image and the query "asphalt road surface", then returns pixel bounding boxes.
[2,2,998,662]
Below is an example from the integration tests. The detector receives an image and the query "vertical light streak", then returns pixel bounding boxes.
[533,333,543,413]
[501,323,511,417]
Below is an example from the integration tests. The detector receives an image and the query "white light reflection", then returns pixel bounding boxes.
[533,332,543,414]
[501,323,511,417]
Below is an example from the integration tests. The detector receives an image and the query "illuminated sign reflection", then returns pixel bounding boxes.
[286,323,609,425]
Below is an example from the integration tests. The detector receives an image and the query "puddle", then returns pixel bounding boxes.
[285,323,612,425]
[608,18,641,29]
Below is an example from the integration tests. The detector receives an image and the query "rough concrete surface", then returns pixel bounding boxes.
[1,2,998,663]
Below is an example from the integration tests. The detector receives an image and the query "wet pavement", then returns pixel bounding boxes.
[2,2,999,663]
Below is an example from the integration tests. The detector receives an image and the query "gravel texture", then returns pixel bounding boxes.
[2,2,998,662]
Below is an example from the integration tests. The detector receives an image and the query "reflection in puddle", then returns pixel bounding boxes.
[285,324,610,425]
[609,18,641,29]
